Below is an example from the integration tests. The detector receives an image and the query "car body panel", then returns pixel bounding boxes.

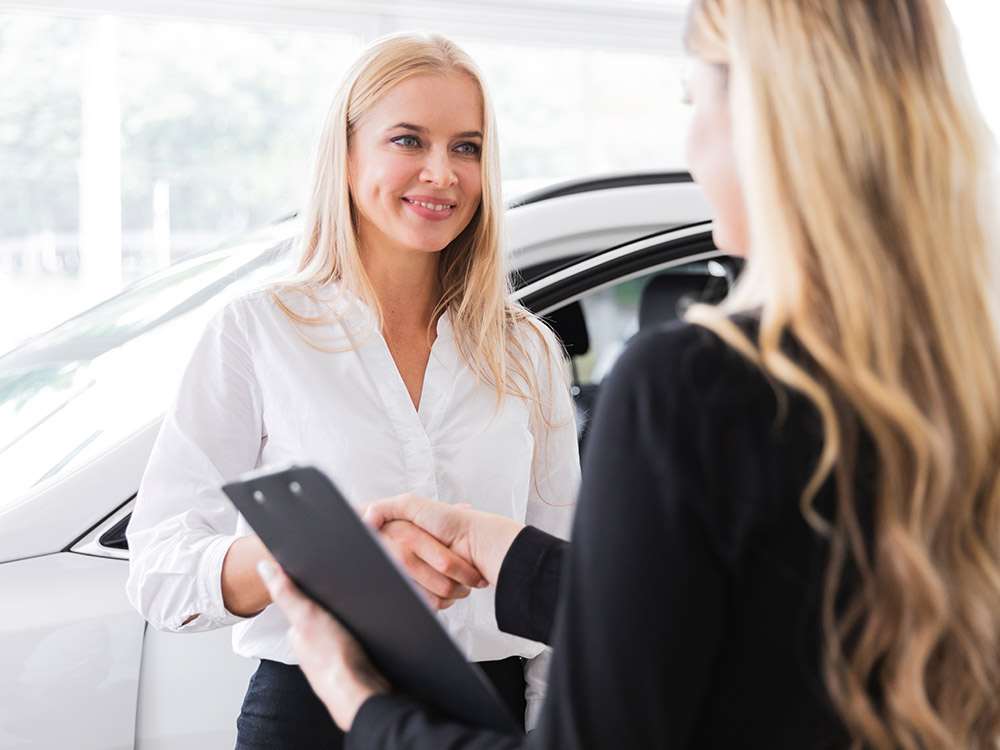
[134,627,256,750]
[507,182,711,266]
[1,420,160,563]
[0,554,143,750]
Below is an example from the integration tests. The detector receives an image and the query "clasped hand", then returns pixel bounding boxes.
[376,512,486,611]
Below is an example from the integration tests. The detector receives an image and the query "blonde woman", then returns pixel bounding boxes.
[125,32,579,749]
[262,1,1000,749]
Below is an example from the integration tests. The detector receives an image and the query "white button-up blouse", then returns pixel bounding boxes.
[125,285,580,723]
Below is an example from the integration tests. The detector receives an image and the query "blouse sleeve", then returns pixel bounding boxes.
[519,318,581,728]
[516,317,580,536]
[125,298,266,632]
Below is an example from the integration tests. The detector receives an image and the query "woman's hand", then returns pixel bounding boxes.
[377,519,486,610]
[258,560,389,731]
[361,494,524,586]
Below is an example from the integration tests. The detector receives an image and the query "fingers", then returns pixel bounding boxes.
[257,561,388,732]
[362,496,522,589]
[362,494,465,548]
[257,560,314,624]
[258,561,352,654]
[361,493,428,532]
[414,583,458,611]
[258,563,357,666]
[379,520,485,600]
[407,557,471,606]
[407,524,483,588]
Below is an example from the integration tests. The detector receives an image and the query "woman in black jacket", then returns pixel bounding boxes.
[262,1,1000,748]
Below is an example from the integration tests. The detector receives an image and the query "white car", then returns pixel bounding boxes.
[0,172,723,749]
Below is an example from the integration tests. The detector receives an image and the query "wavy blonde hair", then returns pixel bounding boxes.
[686,1,1000,748]
[276,31,562,421]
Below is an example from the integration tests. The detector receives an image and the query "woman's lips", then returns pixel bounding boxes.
[402,196,456,221]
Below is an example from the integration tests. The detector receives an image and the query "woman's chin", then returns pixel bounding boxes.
[711,225,748,258]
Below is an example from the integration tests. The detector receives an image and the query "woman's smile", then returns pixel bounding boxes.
[402,195,458,220]
[349,72,484,259]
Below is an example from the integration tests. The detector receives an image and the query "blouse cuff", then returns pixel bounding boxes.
[188,533,251,629]
[495,526,565,645]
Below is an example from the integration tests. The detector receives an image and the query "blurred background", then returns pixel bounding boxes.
[0,0,997,355]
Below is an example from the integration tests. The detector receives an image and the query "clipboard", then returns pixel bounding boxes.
[222,464,522,734]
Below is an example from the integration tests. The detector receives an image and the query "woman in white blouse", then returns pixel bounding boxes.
[125,32,579,750]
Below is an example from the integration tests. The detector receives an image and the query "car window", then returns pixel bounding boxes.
[544,257,733,445]
[570,259,731,387]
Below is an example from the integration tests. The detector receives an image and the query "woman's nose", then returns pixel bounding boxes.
[420,149,457,187]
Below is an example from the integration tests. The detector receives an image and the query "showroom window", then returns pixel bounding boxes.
[0,0,996,354]
[0,2,692,353]
[0,9,363,352]
[460,40,690,190]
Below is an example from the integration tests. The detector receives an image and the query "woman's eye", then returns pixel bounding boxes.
[455,142,481,156]
[391,135,421,148]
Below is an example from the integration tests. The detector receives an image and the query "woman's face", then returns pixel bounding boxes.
[684,59,749,257]
[349,72,484,261]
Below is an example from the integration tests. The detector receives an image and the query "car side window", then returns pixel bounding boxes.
[578,261,728,383]
[549,259,732,445]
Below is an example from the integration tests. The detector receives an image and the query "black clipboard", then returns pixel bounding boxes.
[222,465,522,734]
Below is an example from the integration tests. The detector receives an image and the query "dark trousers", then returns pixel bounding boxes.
[235,656,526,749]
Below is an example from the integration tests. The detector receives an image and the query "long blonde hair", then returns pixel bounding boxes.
[686,1,1000,747]
[277,31,561,420]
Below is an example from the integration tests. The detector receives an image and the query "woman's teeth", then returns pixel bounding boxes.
[406,199,452,211]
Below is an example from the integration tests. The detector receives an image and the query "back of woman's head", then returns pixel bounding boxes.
[687,1,1000,748]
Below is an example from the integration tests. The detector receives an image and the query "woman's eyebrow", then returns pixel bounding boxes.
[388,122,483,139]
[389,122,426,133]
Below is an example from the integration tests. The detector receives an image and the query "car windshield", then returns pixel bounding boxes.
[0,221,298,509]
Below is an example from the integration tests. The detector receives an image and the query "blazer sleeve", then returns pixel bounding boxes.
[495,526,566,645]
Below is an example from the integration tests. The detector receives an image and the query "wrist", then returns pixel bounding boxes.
[221,536,274,616]
[336,665,390,731]
[470,513,523,585]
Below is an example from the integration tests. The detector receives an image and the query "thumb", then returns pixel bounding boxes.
[362,493,417,530]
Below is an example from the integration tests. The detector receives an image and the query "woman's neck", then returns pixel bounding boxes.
[362,247,442,334]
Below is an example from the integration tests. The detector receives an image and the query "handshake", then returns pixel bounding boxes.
[358,495,526,611]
